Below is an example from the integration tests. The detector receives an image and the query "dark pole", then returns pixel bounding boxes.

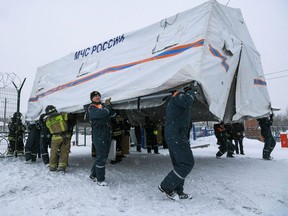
[12,78,26,157]
[3,98,7,132]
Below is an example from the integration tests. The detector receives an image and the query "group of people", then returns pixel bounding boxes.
[214,121,245,158]
[133,117,160,154]
[213,115,276,161]
[157,83,276,200]
[7,107,77,172]
[5,85,276,201]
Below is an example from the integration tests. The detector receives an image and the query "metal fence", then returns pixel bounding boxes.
[0,132,9,156]
[0,125,90,157]
[0,87,18,132]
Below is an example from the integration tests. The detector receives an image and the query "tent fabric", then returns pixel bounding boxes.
[26,0,271,122]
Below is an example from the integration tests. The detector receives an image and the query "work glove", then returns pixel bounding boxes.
[190,80,198,91]
[186,89,196,99]
[183,86,192,92]
[270,113,274,118]
[104,98,112,106]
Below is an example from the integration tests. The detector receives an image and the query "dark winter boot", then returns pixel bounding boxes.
[177,191,193,199]
[136,145,142,152]
[262,149,270,160]
[154,146,159,154]
[25,152,32,161]
[42,154,49,165]
[227,153,234,158]
[216,151,223,158]
[147,146,152,153]
[31,154,37,162]
[158,185,179,201]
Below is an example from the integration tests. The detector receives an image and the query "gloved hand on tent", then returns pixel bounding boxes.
[104,98,112,106]
[183,80,198,95]
[190,80,198,90]
[183,86,191,92]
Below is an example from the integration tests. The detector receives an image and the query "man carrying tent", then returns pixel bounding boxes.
[24,120,41,162]
[257,113,276,160]
[232,122,245,155]
[158,84,196,200]
[85,91,116,186]
[45,105,76,172]
[39,113,51,165]
[214,122,235,158]
[110,112,126,164]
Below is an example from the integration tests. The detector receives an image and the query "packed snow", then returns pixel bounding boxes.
[1,135,288,216]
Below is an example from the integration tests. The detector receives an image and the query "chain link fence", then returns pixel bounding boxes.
[0,72,20,156]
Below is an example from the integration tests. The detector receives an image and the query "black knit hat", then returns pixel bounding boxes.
[45,105,57,115]
[90,91,101,100]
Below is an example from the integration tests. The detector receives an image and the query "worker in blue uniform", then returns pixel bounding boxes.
[159,85,196,200]
[85,91,116,186]
[258,114,276,160]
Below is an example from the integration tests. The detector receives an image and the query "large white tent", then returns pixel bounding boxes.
[26,0,271,123]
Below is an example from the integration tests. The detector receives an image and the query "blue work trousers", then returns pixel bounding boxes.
[91,126,112,182]
[161,128,194,193]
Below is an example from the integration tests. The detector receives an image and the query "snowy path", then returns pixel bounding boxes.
[0,137,288,216]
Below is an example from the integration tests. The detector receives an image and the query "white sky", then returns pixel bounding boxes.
[1,0,288,113]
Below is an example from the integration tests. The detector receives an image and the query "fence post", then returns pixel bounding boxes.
[12,78,26,158]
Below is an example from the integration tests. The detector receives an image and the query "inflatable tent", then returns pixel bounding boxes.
[26,0,271,124]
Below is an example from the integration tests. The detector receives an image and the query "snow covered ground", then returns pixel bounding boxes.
[1,135,288,216]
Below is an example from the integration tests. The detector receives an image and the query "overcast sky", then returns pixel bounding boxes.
[1,0,288,114]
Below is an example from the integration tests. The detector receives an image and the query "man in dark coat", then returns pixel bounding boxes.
[111,113,125,164]
[85,91,116,186]
[257,114,276,160]
[144,116,159,154]
[39,113,51,165]
[225,123,235,157]
[232,122,245,155]
[25,121,41,162]
[159,88,195,200]
[214,122,235,158]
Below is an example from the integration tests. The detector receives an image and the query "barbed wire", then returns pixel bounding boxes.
[0,72,21,88]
